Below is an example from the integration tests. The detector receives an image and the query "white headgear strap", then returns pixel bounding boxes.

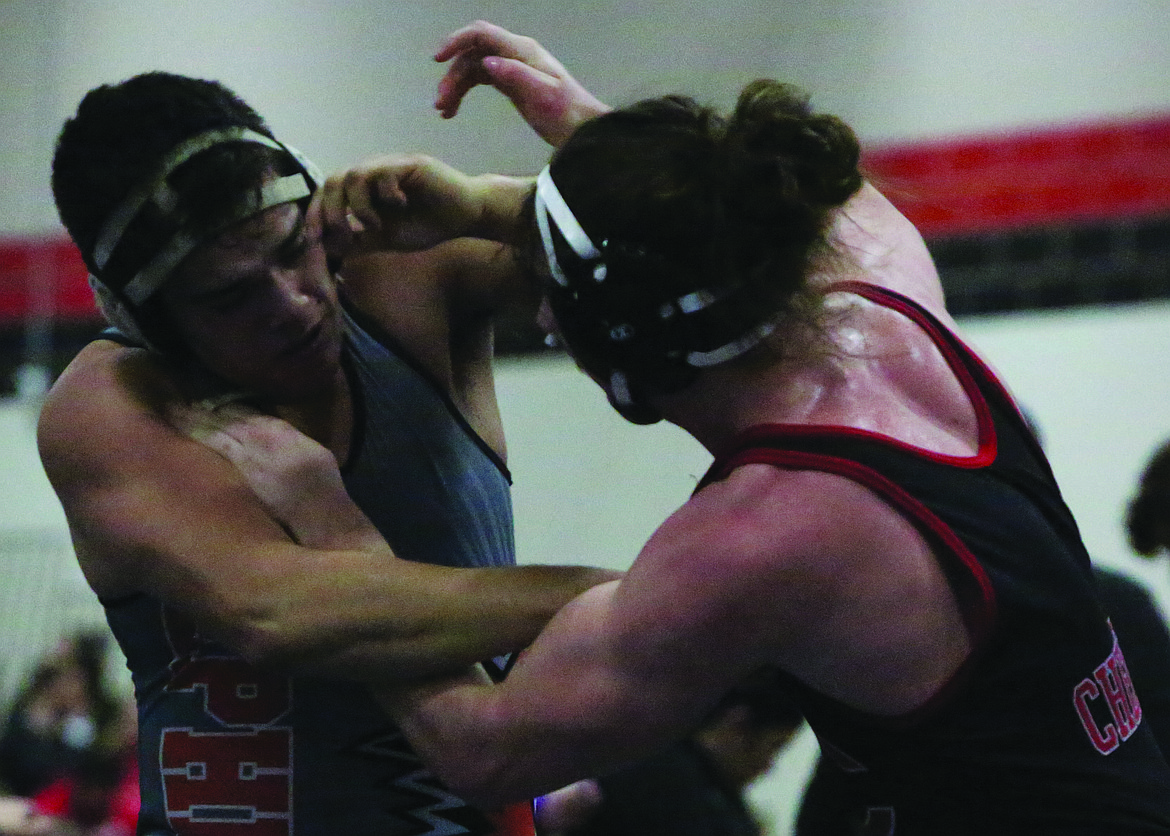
[535,166,605,286]
[90,126,321,306]
[88,274,149,347]
[533,165,777,370]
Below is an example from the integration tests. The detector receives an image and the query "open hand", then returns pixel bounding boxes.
[435,20,610,147]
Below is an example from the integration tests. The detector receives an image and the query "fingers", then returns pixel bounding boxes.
[304,189,324,253]
[433,20,611,147]
[207,407,318,468]
[435,51,490,119]
[434,20,539,65]
[340,170,379,234]
[166,401,290,468]
[316,172,357,253]
[482,56,562,113]
[434,20,560,119]
[314,160,414,255]
[310,154,482,253]
[165,401,249,465]
[438,54,559,121]
[164,401,358,548]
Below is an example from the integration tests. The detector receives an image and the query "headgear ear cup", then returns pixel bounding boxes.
[86,128,322,351]
[605,371,663,425]
[536,165,774,424]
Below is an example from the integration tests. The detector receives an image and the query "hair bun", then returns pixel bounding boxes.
[722,79,862,232]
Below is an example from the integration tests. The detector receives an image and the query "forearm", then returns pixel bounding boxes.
[160,402,621,681]
[374,580,695,805]
[467,173,535,245]
[236,556,619,681]
[422,565,623,669]
[263,488,621,679]
[383,680,628,807]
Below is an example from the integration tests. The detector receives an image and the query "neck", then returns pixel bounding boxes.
[653,183,925,452]
[655,313,843,454]
[655,364,817,454]
[269,365,353,462]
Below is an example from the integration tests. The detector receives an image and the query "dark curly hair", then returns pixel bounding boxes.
[1127,439,1170,556]
[52,72,288,272]
[52,72,298,352]
[525,79,863,397]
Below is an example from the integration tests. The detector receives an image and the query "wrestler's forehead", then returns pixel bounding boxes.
[168,202,304,298]
[211,201,301,250]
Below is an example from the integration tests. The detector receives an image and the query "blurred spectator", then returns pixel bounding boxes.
[1127,438,1170,558]
[0,794,81,835]
[0,631,122,799]
[1111,436,1170,761]
[28,699,138,836]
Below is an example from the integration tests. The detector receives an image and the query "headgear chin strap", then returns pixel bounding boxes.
[534,165,777,424]
[604,369,664,426]
[88,274,149,347]
[87,126,322,349]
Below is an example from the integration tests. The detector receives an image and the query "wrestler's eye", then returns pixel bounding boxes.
[198,279,263,312]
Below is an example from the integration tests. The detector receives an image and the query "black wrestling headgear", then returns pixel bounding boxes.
[534,166,778,425]
[86,127,322,348]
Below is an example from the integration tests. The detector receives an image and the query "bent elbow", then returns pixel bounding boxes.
[209,589,309,671]
[401,716,530,809]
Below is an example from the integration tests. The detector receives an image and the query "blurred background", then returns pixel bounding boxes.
[2,2,1169,833]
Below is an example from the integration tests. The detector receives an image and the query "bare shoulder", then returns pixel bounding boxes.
[831,182,961,332]
[38,342,173,592]
[622,463,970,712]
[636,463,925,597]
[38,340,287,601]
[39,340,180,476]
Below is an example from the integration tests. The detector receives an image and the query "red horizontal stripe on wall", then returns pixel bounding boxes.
[0,237,96,323]
[862,113,1170,238]
[1,112,1168,324]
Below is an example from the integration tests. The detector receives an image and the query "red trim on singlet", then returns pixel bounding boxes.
[700,281,1022,720]
[716,283,1004,471]
[715,446,997,657]
[834,280,1031,435]
[827,280,1004,466]
[486,801,536,836]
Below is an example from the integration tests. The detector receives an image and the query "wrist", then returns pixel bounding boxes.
[549,92,612,147]
[469,174,535,244]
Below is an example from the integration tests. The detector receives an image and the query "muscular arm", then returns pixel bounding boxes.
[380,465,974,805]
[38,344,613,681]
[327,158,537,328]
[314,155,536,451]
